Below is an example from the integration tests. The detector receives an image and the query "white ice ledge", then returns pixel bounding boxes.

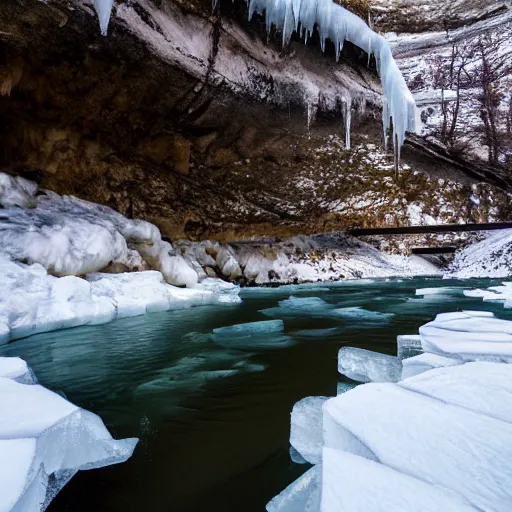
[0,356,138,512]
[270,310,512,512]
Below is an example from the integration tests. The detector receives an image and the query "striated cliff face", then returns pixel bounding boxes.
[0,0,510,242]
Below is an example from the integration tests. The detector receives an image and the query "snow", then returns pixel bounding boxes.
[449,230,512,279]
[338,347,401,383]
[323,383,512,511]
[321,448,477,512]
[464,282,512,309]
[401,352,458,379]
[401,362,512,424]
[290,397,328,465]
[0,357,137,511]
[419,311,512,361]
[248,0,416,156]
[0,357,35,384]
[0,256,240,342]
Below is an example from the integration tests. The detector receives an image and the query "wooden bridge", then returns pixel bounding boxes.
[347,221,512,237]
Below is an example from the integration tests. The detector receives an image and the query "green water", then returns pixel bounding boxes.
[1,277,510,511]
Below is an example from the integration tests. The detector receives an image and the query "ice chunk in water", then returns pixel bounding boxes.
[211,320,293,350]
[321,448,477,512]
[213,320,284,336]
[323,383,512,511]
[397,334,422,360]
[0,357,36,384]
[401,353,459,379]
[415,287,462,296]
[338,347,401,383]
[0,375,137,511]
[260,296,336,318]
[400,362,512,424]
[290,397,328,465]
[337,381,357,395]
[266,465,321,512]
[419,311,512,360]
[330,307,394,322]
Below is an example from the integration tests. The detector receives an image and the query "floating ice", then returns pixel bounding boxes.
[260,296,336,319]
[0,357,36,384]
[248,0,416,156]
[290,396,328,465]
[401,362,512,424]
[321,448,477,512]
[419,311,512,361]
[401,352,459,379]
[396,334,422,360]
[323,383,512,511]
[464,283,512,309]
[330,307,394,322]
[0,360,137,511]
[213,319,284,336]
[415,287,462,296]
[266,465,321,512]
[338,347,401,383]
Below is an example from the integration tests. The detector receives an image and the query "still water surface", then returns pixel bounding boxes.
[2,277,511,511]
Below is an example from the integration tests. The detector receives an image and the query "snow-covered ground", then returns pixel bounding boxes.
[269,309,512,511]
[449,229,512,278]
[0,355,137,511]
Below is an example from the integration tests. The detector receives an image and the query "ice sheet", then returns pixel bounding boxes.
[0,357,35,384]
[338,347,401,383]
[323,383,512,511]
[401,362,512,424]
[396,334,422,360]
[321,448,477,512]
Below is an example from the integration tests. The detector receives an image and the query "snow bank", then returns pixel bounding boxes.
[0,255,240,343]
[0,356,137,511]
[449,229,512,278]
[269,311,512,512]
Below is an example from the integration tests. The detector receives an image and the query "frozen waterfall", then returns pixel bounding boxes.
[247,0,416,155]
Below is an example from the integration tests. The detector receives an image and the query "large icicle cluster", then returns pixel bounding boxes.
[248,0,416,155]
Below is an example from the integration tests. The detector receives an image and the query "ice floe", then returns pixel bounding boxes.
[269,309,512,512]
[0,356,137,511]
[338,347,401,383]
[464,282,512,309]
[211,320,293,350]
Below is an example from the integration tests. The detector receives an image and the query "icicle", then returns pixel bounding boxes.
[245,0,416,159]
[93,0,114,36]
[306,100,318,136]
[344,97,352,150]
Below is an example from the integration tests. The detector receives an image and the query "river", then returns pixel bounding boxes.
[1,277,509,511]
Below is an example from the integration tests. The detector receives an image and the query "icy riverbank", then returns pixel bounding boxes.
[0,172,444,342]
[269,310,512,511]
[0,356,137,511]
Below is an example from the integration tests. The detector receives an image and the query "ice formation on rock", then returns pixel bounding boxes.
[0,356,137,511]
[248,0,416,154]
[269,311,512,512]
